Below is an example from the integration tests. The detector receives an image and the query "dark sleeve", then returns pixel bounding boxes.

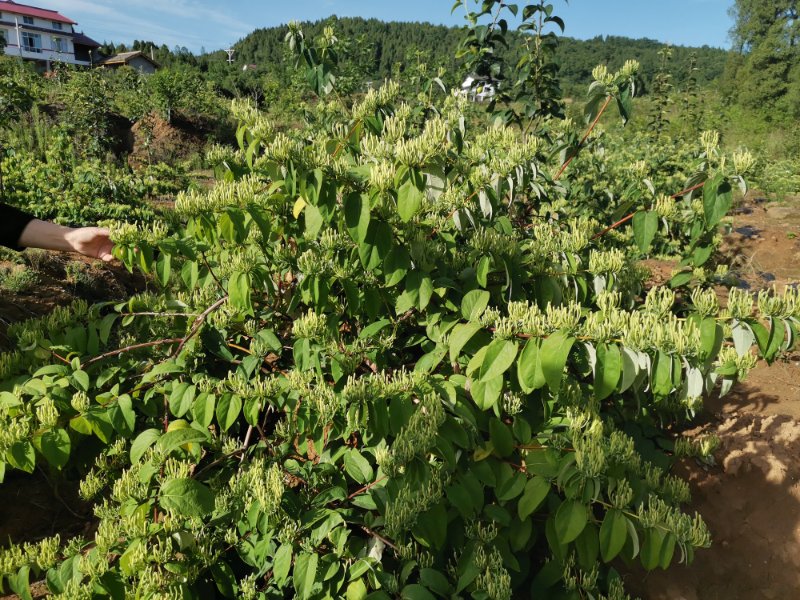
[0,203,35,250]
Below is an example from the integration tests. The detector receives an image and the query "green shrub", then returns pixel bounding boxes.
[0,71,789,599]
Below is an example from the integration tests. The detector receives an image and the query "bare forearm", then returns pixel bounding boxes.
[17,219,114,261]
[17,219,77,252]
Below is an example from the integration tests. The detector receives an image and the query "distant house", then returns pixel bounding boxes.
[0,0,100,68]
[97,51,159,74]
[242,63,257,71]
[461,75,497,103]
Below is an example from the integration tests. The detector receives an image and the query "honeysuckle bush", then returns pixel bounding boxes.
[1,71,797,600]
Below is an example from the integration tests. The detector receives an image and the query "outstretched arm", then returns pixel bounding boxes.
[17,219,114,262]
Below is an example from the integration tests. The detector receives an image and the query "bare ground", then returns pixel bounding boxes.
[628,194,800,599]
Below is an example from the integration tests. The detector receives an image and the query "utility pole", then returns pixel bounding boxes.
[226,47,235,66]
[14,17,22,57]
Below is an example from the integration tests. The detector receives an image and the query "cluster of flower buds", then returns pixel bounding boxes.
[469,226,521,258]
[758,286,800,319]
[0,350,24,379]
[654,194,678,220]
[8,300,89,348]
[691,287,720,318]
[588,249,627,275]
[110,462,151,504]
[35,397,59,429]
[351,81,401,122]
[715,346,758,380]
[700,130,720,157]
[385,464,447,536]
[395,117,449,168]
[385,394,444,474]
[206,142,242,168]
[674,435,720,460]
[573,417,607,478]
[638,496,711,550]
[230,98,260,127]
[474,545,512,600]
[562,554,600,595]
[292,309,331,341]
[368,160,397,193]
[727,287,754,320]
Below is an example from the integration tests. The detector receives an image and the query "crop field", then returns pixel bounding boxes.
[1,1,800,599]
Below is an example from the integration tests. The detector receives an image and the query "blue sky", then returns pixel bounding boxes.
[43,0,734,53]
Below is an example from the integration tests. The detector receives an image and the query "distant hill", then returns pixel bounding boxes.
[117,16,729,97]
[220,16,729,92]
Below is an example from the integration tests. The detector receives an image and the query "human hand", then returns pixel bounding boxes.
[64,227,115,262]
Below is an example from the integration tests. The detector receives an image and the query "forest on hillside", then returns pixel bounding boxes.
[114,17,728,96]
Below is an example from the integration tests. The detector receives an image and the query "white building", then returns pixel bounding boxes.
[461,75,497,103]
[0,0,100,69]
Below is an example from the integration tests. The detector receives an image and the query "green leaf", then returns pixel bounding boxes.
[110,394,135,435]
[397,169,425,222]
[471,375,503,411]
[344,449,373,484]
[40,429,71,469]
[652,350,673,398]
[304,202,324,238]
[594,343,621,400]
[169,383,196,418]
[344,192,371,243]
[461,290,490,321]
[703,174,732,227]
[293,552,319,600]
[419,568,451,596]
[489,418,514,457]
[414,502,448,549]
[157,428,207,455]
[518,476,550,520]
[192,392,216,428]
[401,584,437,600]
[478,339,518,383]
[130,429,161,463]
[272,544,293,587]
[8,441,35,473]
[699,317,723,362]
[517,338,546,393]
[72,369,90,392]
[159,478,215,517]
[632,210,658,253]
[540,330,575,392]
[384,245,410,287]
[448,322,482,364]
[228,271,253,315]
[216,394,242,432]
[599,509,627,562]
[640,528,665,571]
[554,499,587,544]
[766,317,786,362]
[346,579,368,600]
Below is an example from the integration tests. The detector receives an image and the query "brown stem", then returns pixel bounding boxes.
[171,296,229,357]
[554,94,613,181]
[82,338,183,368]
[590,180,708,241]
[348,476,387,500]
[361,526,398,552]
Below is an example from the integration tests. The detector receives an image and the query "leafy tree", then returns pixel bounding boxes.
[147,67,204,123]
[726,0,799,119]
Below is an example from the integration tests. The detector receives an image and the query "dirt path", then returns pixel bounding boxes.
[629,195,800,599]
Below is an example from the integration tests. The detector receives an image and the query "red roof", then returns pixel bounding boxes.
[0,1,77,25]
